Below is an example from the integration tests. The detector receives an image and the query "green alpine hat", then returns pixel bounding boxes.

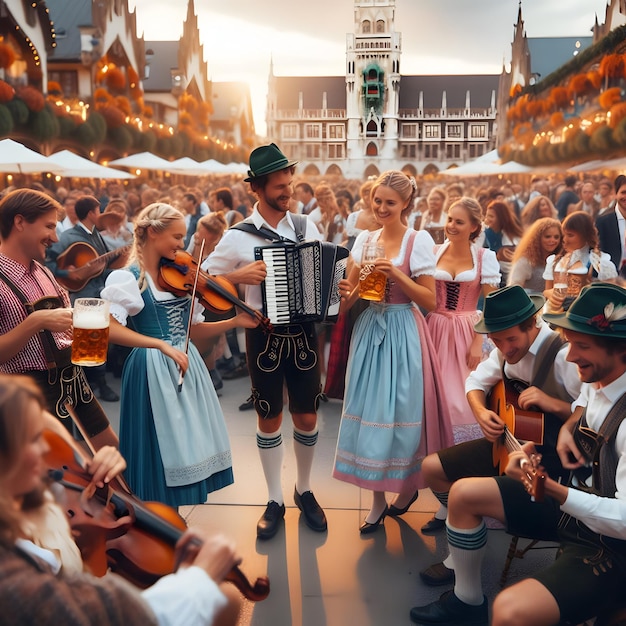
[474,285,545,334]
[543,282,626,339]
[244,143,298,182]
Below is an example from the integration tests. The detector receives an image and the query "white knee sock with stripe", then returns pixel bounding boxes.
[447,520,487,606]
[293,425,318,495]
[257,428,284,505]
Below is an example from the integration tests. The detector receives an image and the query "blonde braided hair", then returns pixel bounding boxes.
[128,202,185,291]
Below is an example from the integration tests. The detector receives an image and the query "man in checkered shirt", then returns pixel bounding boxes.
[0,188,117,449]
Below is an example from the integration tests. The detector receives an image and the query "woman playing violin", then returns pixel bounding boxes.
[101,203,258,507]
[0,374,242,625]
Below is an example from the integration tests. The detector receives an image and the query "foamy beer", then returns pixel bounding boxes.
[359,242,387,302]
[71,298,110,366]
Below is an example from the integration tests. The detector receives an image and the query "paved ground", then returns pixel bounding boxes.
[100,370,557,626]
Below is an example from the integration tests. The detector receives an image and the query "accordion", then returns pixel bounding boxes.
[255,241,349,325]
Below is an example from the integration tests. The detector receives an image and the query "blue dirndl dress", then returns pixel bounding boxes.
[102,269,233,507]
[333,229,453,493]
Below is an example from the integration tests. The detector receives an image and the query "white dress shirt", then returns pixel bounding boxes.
[561,370,626,539]
[203,206,322,311]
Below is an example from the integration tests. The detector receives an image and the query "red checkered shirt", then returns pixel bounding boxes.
[0,253,72,373]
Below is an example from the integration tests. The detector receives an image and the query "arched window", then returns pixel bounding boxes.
[303,164,321,176]
[364,164,380,178]
[362,20,371,33]
[423,164,440,176]
[376,20,385,33]
[326,164,343,177]
[366,142,378,156]
[366,120,378,137]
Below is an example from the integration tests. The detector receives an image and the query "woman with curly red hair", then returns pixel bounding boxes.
[508,217,562,293]
[519,195,558,229]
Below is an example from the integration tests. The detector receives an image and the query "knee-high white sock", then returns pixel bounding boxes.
[293,425,318,494]
[257,428,284,505]
[446,520,487,606]
[432,490,449,520]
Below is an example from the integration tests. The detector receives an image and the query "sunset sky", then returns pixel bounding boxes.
[130,0,612,135]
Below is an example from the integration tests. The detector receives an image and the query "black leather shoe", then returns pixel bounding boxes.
[98,383,119,402]
[387,491,419,517]
[256,501,285,540]
[420,562,455,586]
[239,397,255,411]
[222,363,249,380]
[209,368,223,391]
[294,487,327,532]
[359,507,387,534]
[410,590,488,625]
[421,515,446,534]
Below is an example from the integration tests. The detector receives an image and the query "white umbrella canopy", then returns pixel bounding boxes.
[0,138,66,174]
[441,149,536,177]
[107,151,172,171]
[493,160,534,174]
[229,162,250,174]
[440,149,500,177]
[48,150,135,179]
[168,157,209,176]
[570,156,626,173]
[200,159,228,173]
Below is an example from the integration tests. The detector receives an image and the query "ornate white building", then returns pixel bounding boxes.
[265,0,499,179]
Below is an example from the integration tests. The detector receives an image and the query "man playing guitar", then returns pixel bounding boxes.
[411,283,626,626]
[415,286,581,592]
[46,195,119,402]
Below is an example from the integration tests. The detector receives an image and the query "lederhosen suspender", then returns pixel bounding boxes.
[230,213,308,244]
[573,392,626,497]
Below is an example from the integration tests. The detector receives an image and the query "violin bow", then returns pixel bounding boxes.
[178,239,205,392]
[62,400,133,494]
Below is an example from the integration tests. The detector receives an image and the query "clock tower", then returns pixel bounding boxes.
[346,0,401,165]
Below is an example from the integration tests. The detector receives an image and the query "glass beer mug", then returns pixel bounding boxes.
[553,268,568,298]
[359,242,387,302]
[71,298,110,366]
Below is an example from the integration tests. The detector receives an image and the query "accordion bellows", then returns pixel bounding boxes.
[255,241,349,325]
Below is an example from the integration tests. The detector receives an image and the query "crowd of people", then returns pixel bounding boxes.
[1,142,626,625]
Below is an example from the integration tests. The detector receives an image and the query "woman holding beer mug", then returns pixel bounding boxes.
[543,210,617,313]
[101,203,259,507]
[332,171,453,533]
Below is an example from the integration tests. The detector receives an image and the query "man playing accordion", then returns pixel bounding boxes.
[204,144,328,541]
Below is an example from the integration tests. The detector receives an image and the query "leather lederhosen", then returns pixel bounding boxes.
[0,265,110,437]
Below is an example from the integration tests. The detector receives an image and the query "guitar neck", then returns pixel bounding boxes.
[86,245,130,269]
[502,427,546,502]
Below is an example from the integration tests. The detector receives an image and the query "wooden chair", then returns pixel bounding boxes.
[499,535,558,588]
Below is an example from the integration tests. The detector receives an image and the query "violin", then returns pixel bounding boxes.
[43,429,270,601]
[158,250,272,333]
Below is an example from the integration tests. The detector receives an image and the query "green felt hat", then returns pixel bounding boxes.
[244,143,298,182]
[543,282,626,339]
[474,285,545,334]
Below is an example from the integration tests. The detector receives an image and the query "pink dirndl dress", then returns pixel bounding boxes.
[426,244,500,442]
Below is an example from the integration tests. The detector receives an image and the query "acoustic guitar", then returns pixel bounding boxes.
[56,242,131,292]
[489,379,547,501]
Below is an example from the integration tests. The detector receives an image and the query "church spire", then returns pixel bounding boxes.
[515,0,524,37]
